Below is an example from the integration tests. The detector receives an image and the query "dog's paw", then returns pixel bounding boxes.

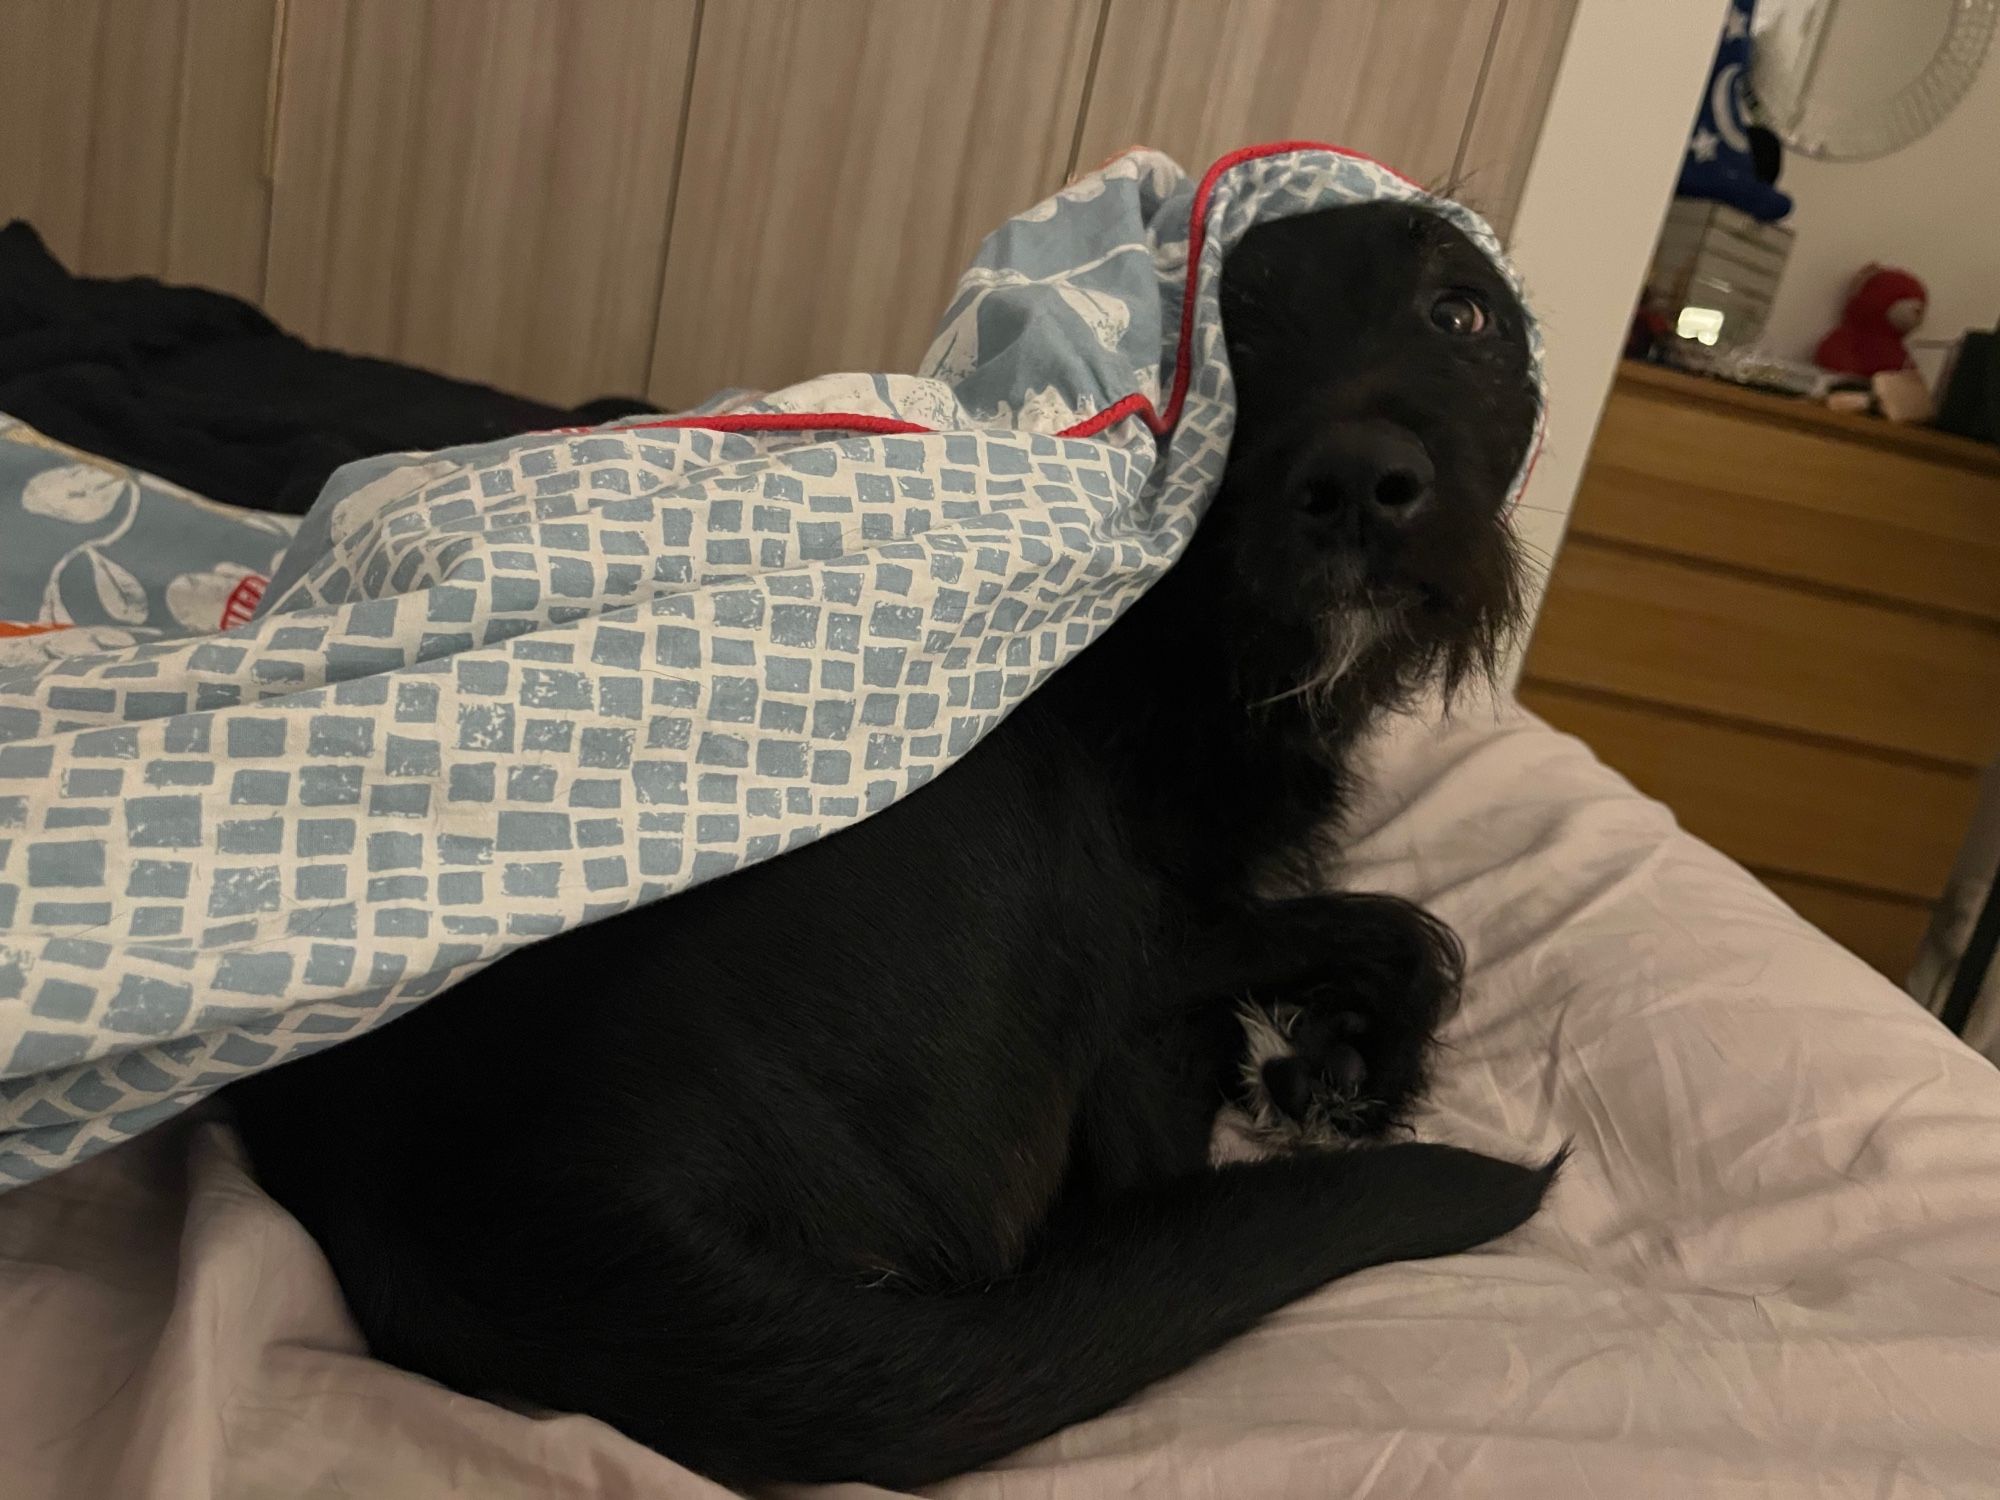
[1214,983,1437,1162]
[1251,1002,1369,1120]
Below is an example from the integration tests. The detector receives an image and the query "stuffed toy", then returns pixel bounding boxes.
[1815,265,1927,378]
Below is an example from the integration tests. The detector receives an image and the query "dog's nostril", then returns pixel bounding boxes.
[1303,481,1345,516]
[1295,423,1435,525]
[1373,468,1427,509]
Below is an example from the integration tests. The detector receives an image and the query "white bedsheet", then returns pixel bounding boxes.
[6,698,1999,1498]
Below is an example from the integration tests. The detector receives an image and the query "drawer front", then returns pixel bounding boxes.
[1521,684,1980,900]
[1574,385,2000,621]
[1757,873,1934,981]
[1525,541,2000,768]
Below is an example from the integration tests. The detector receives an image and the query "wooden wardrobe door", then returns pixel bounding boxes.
[645,0,1102,411]
[0,0,277,300]
[1074,0,1576,239]
[1452,0,1579,239]
[264,0,698,407]
[1073,0,1500,196]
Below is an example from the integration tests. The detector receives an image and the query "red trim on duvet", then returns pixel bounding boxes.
[602,139,1419,446]
[557,411,935,438]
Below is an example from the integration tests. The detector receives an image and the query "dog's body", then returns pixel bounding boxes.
[230,201,1549,1488]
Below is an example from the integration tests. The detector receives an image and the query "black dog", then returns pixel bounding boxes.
[230,200,1552,1489]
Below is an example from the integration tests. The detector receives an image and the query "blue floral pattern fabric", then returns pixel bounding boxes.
[0,417,296,638]
[0,145,1541,1187]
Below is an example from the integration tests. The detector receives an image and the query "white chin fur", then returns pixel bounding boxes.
[1315,607,1386,691]
[1253,606,1391,714]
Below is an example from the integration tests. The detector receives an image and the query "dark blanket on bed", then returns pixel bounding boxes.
[0,221,652,515]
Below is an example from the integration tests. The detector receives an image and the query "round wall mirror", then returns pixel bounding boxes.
[1753,0,1997,159]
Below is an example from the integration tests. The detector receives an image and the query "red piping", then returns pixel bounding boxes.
[552,411,934,437]
[1103,139,1422,442]
[598,139,1424,446]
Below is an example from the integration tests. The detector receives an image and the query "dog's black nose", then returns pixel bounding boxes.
[1297,421,1435,526]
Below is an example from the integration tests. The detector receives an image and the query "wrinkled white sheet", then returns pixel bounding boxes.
[6,698,1999,1499]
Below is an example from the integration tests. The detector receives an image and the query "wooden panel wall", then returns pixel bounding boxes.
[646,0,1102,411]
[1453,0,1577,239]
[1071,0,1502,193]
[0,0,276,300]
[0,0,1578,407]
[265,0,698,406]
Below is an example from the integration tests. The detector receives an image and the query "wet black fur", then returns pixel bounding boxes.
[230,201,1552,1489]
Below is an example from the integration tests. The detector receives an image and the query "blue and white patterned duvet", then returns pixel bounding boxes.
[0,145,1541,1187]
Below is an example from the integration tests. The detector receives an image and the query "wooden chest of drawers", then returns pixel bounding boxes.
[1521,361,2000,978]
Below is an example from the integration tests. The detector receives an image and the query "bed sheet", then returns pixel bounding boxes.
[4,697,1999,1499]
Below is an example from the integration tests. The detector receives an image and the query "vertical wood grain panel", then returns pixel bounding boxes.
[1450,0,1578,239]
[1071,0,1503,193]
[0,0,274,299]
[79,0,189,277]
[647,0,1103,411]
[267,0,444,361]
[166,0,284,297]
[0,2,102,262]
[266,0,698,406]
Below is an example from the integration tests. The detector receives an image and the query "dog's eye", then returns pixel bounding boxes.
[1428,291,1488,337]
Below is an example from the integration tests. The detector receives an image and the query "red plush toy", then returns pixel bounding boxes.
[1815,264,1926,377]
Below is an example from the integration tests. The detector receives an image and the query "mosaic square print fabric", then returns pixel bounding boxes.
[0,144,1540,1186]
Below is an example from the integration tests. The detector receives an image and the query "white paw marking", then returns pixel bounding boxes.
[1206,998,1366,1166]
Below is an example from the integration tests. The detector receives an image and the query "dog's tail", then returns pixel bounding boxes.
[347,1142,1556,1489]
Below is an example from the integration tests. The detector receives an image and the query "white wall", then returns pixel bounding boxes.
[1501,0,1734,668]
[1760,33,2000,381]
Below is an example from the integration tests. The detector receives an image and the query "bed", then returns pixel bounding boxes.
[6,694,2000,1498]
[6,143,2000,1495]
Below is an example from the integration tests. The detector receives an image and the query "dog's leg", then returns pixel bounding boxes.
[1069,994,1245,1195]
[1073,893,1462,1190]
[1180,893,1462,1001]
[1174,894,1464,1145]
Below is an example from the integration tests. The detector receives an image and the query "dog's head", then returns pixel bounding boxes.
[1208,201,1540,713]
